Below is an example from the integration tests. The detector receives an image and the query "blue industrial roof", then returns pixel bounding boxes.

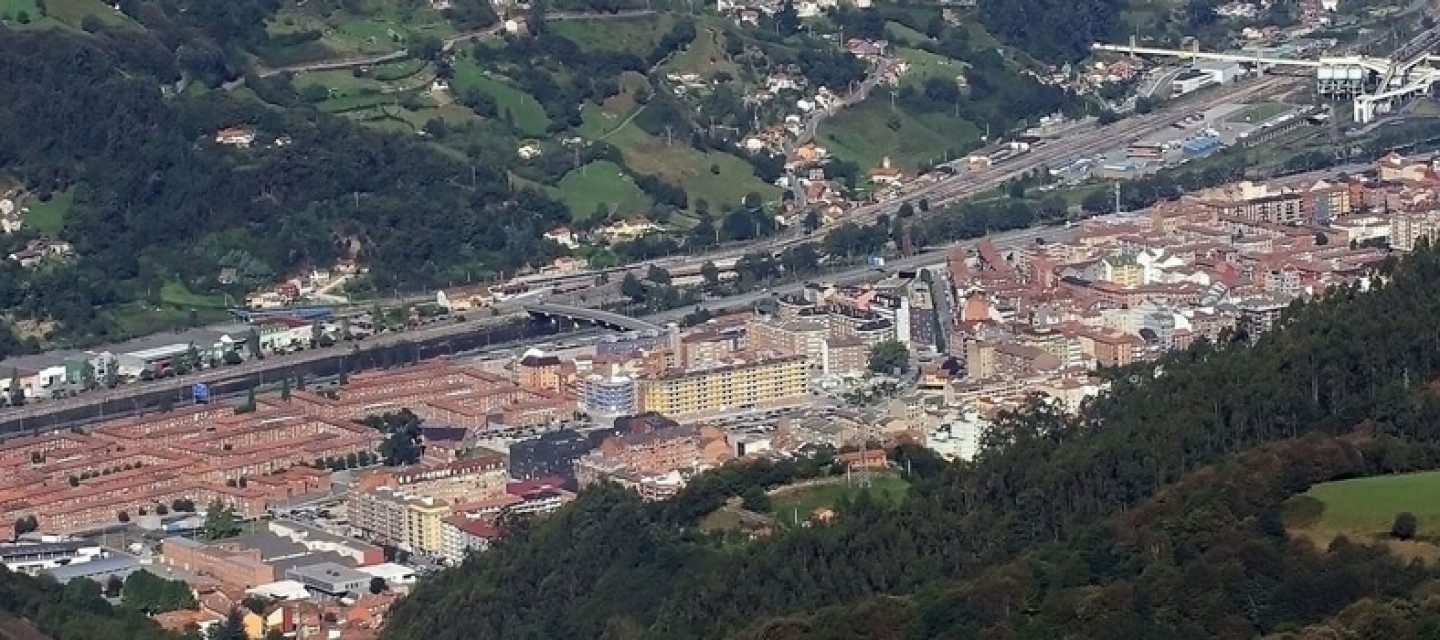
[1183,137,1221,152]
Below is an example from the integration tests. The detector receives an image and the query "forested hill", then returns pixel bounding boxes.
[0,27,567,348]
[384,248,1440,640]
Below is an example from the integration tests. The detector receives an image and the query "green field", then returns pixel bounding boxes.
[550,160,653,221]
[294,60,433,95]
[884,20,929,46]
[0,0,46,24]
[1285,471,1440,539]
[1225,102,1294,125]
[51,0,133,27]
[662,23,740,82]
[1,0,131,28]
[698,508,743,533]
[769,474,910,528]
[105,304,229,342]
[268,4,453,58]
[547,14,675,55]
[24,188,73,235]
[895,47,967,87]
[294,69,388,96]
[818,98,981,175]
[593,112,780,211]
[369,58,429,81]
[316,92,402,114]
[450,54,549,135]
[159,280,227,309]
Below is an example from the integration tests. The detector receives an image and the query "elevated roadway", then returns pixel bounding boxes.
[1094,8,1440,124]
[522,303,663,332]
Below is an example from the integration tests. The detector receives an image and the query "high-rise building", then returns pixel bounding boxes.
[1392,209,1440,252]
[823,337,869,377]
[964,339,996,380]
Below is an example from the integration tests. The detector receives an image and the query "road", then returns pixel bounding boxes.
[0,313,524,424]
[784,57,898,206]
[1141,67,1183,99]
[640,222,1063,326]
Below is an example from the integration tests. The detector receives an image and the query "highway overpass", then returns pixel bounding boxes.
[523,303,664,333]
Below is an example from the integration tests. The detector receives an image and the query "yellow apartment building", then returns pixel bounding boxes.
[405,497,450,555]
[639,355,807,419]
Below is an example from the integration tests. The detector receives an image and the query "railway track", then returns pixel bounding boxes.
[812,75,1303,234]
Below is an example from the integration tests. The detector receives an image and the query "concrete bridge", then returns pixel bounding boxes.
[522,303,663,333]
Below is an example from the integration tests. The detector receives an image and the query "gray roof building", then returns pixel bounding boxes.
[285,561,370,597]
[43,555,141,584]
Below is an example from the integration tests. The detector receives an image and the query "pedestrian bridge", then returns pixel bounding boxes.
[522,303,663,333]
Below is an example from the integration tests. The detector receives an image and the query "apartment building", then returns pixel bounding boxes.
[823,337,869,378]
[746,319,826,366]
[582,372,637,416]
[574,424,729,483]
[406,498,450,555]
[638,355,808,420]
[440,516,499,564]
[349,488,410,548]
[516,353,563,393]
[1196,181,1308,225]
[348,487,460,555]
[1100,253,1143,287]
[680,331,739,369]
[1391,209,1440,251]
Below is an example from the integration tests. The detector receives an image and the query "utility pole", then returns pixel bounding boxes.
[859,438,871,488]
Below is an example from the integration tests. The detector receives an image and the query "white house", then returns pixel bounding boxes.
[543,227,579,249]
[214,127,256,148]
